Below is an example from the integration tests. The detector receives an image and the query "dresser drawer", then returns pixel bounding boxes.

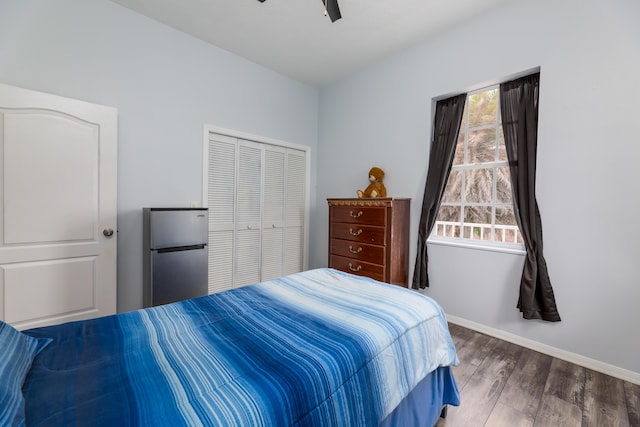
[330,223,386,245]
[330,206,386,226]
[330,255,384,282]
[330,239,385,265]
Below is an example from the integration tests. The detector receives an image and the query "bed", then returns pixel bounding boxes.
[3,268,459,426]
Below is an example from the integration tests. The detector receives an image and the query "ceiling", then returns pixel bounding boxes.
[110,0,511,87]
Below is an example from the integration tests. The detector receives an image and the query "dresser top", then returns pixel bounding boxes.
[327,198,410,207]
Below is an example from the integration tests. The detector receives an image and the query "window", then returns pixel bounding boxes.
[431,86,523,248]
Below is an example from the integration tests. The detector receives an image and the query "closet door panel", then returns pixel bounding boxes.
[262,146,285,280]
[284,149,307,274]
[207,134,236,292]
[235,140,262,288]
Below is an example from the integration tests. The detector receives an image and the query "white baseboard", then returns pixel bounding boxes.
[446,314,640,386]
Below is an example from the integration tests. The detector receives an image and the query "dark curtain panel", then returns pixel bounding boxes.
[500,73,561,322]
[412,94,466,289]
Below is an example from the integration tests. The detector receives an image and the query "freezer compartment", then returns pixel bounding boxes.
[146,208,208,249]
[150,246,208,306]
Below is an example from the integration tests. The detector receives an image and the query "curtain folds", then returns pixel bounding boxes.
[412,94,466,289]
[500,73,561,322]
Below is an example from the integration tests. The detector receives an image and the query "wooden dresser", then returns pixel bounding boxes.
[327,198,410,287]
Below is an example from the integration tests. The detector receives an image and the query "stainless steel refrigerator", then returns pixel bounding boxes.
[143,208,208,307]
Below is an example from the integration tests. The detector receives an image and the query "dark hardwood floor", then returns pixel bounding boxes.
[436,323,640,427]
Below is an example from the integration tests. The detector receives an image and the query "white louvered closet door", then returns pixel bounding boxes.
[206,131,307,293]
[235,139,262,288]
[207,134,236,294]
[261,146,285,281]
[284,149,306,275]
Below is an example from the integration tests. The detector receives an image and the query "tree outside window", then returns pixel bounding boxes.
[433,86,523,246]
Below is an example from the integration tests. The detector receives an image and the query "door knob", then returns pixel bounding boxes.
[103,228,114,237]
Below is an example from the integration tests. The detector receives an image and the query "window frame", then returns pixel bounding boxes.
[428,84,525,254]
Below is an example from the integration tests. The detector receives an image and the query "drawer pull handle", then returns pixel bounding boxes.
[348,263,362,272]
[348,245,362,254]
[350,210,363,218]
[349,228,363,236]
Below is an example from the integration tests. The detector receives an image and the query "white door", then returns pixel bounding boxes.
[235,139,262,287]
[206,133,236,294]
[205,129,309,293]
[261,145,285,281]
[0,83,117,330]
[284,149,306,275]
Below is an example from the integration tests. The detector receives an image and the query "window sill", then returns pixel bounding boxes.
[427,237,526,256]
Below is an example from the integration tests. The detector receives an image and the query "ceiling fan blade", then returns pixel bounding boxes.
[257,0,341,22]
[323,0,341,22]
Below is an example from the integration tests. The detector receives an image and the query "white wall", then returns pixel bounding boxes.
[315,0,640,376]
[0,0,319,313]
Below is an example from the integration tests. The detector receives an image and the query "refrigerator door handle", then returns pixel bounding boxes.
[157,244,206,253]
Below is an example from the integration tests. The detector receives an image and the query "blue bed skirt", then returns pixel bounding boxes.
[380,366,459,427]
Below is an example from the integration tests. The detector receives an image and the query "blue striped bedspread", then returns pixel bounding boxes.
[23,268,459,426]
